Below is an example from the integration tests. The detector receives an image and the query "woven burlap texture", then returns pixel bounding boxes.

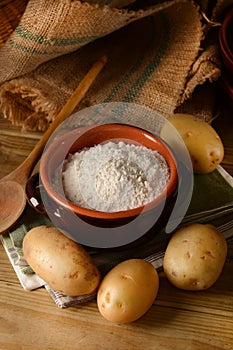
[0,0,222,131]
[0,0,182,83]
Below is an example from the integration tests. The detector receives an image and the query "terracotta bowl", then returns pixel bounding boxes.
[39,123,178,248]
[219,7,233,80]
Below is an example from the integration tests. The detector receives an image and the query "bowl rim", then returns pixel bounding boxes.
[219,7,233,63]
[40,123,178,220]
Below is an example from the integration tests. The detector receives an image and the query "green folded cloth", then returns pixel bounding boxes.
[1,207,50,290]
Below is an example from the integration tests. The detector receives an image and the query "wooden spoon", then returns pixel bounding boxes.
[0,55,107,234]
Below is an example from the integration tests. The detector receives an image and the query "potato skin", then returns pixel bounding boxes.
[163,223,227,290]
[23,226,101,296]
[167,114,224,174]
[97,259,159,323]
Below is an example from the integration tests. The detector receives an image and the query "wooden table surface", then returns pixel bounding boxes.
[0,95,233,350]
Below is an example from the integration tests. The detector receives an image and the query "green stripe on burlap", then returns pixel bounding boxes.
[0,0,169,83]
[14,24,100,47]
[0,1,205,131]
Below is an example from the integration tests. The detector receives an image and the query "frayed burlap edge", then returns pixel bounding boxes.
[0,76,59,131]
[179,43,221,104]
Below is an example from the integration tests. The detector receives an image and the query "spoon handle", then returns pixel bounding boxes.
[2,55,107,185]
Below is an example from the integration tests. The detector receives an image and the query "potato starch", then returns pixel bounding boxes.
[62,141,170,212]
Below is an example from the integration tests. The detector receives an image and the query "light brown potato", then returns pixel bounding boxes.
[23,226,101,296]
[97,259,159,323]
[162,113,224,174]
[163,223,227,290]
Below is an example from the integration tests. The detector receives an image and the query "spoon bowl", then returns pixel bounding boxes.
[0,181,26,232]
[0,56,107,234]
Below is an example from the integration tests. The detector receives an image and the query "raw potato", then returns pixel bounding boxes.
[163,113,224,174]
[163,223,227,290]
[23,226,101,296]
[97,259,159,323]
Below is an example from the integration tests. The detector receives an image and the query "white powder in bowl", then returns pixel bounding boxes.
[62,141,170,212]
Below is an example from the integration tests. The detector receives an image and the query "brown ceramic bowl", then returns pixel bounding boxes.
[39,123,178,248]
[219,7,233,80]
[40,123,177,218]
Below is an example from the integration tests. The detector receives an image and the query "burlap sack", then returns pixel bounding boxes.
[0,0,230,131]
[0,0,181,83]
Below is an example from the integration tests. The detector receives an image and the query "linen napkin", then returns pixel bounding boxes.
[1,166,233,308]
